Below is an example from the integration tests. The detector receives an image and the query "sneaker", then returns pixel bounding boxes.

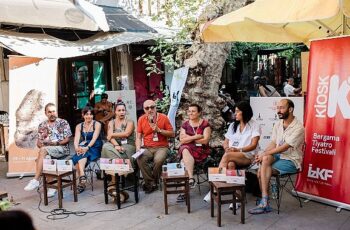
[24,179,40,191]
[176,194,185,203]
[248,204,272,215]
[203,191,211,203]
[47,188,56,198]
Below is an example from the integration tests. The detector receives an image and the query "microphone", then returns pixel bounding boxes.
[148,115,154,124]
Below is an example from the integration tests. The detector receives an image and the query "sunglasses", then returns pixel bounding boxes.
[144,105,156,111]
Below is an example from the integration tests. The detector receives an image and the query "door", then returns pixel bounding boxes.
[58,55,110,131]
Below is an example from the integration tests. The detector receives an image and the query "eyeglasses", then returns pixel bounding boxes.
[144,105,156,111]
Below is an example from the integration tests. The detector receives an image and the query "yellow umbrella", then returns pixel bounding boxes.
[201,0,350,44]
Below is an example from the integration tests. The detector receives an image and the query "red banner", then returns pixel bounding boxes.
[296,37,350,207]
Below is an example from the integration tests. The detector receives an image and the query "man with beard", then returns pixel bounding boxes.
[24,103,72,198]
[249,99,304,214]
[136,100,174,193]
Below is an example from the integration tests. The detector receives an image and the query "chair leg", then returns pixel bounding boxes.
[196,171,201,194]
[288,175,303,208]
[276,176,281,214]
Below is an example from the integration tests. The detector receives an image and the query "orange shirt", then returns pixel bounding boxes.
[137,113,173,147]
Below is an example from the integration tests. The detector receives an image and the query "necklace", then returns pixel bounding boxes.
[189,119,202,135]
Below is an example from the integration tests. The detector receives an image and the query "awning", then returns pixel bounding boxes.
[0,0,109,31]
[0,29,157,59]
[101,5,158,33]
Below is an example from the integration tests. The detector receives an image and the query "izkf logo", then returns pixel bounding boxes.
[307,164,333,181]
[314,75,350,119]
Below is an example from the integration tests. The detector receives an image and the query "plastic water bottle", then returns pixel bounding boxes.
[271,180,278,199]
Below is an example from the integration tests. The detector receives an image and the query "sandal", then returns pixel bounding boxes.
[189,178,197,189]
[77,176,87,194]
[108,188,129,203]
[248,196,272,215]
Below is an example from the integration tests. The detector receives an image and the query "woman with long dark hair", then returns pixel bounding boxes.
[218,101,260,169]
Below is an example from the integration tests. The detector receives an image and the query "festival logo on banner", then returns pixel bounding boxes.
[296,37,350,208]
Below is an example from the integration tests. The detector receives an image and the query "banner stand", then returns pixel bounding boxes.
[292,190,350,212]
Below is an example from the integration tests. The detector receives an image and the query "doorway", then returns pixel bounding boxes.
[58,54,111,131]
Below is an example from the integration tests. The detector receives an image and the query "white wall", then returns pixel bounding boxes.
[0,52,9,112]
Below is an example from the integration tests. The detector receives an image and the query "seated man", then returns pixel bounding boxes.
[24,103,72,197]
[136,100,174,193]
[249,99,305,214]
[94,93,114,134]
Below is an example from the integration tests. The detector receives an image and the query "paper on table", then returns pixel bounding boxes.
[132,148,145,159]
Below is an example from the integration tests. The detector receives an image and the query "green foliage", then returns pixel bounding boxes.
[227,42,306,69]
[136,37,182,76]
[155,87,171,114]
[138,0,215,76]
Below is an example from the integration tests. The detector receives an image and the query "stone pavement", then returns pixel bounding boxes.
[0,161,349,230]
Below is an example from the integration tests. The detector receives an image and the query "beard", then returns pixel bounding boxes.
[277,111,289,119]
[49,115,57,121]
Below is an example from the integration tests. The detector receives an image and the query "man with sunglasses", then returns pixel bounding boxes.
[136,100,175,193]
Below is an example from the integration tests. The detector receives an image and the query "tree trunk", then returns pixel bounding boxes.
[177,0,251,147]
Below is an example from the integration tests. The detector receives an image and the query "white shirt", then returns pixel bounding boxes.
[224,120,261,158]
[284,83,296,96]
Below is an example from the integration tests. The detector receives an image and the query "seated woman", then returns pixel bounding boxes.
[179,103,211,188]
[219,101,260,170]
[72,106,103,193]
[101,100,136,201]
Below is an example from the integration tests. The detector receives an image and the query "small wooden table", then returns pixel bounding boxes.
[210,181,245,227]
[162,171,190,215]
[42,170,78,208]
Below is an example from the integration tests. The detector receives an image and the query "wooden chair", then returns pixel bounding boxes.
[210,181,245,227]
[162,171,190,215]
[42,170,78,208]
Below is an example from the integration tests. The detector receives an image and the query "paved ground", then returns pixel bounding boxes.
[0,161,349,230]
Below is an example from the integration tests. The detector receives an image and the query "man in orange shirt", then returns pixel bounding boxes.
[136,100,175,193]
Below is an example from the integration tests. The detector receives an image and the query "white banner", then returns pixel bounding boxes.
[167,67,189,131]
[8,56,58,177]
[106,90,137,126]
[250,97,304,150]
